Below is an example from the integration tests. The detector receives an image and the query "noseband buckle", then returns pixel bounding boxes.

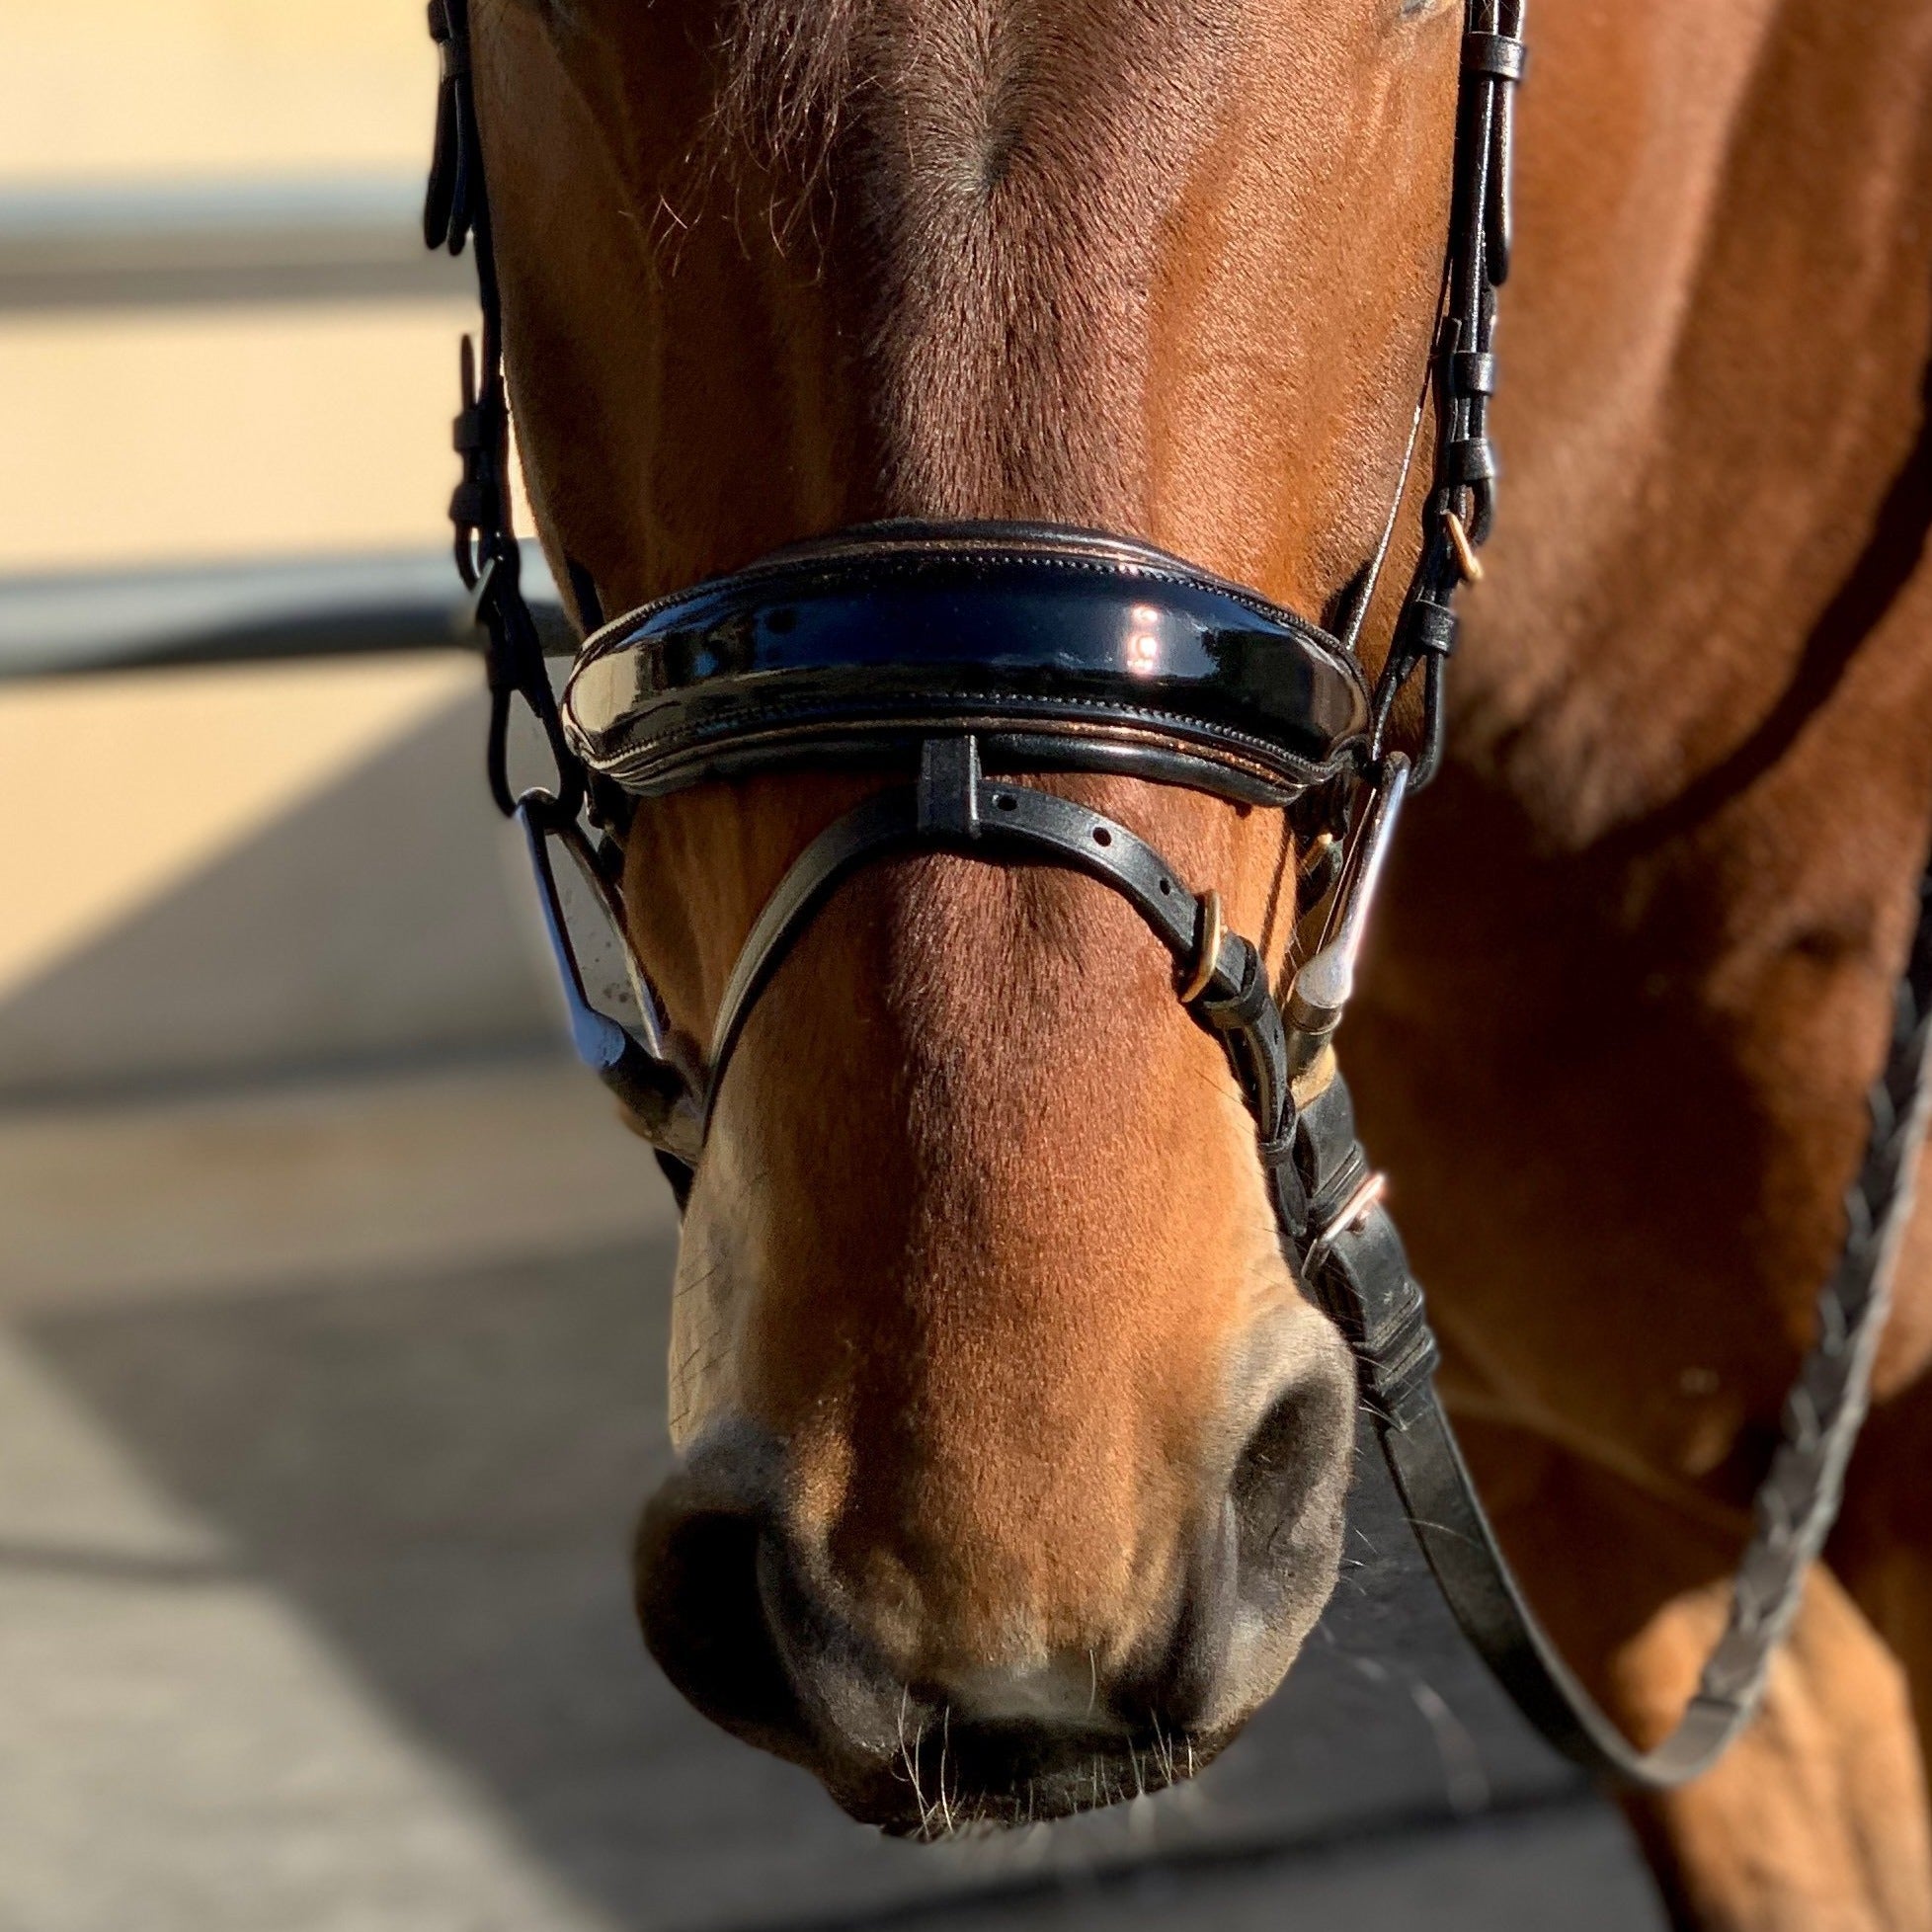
[1305,1168,1388,1270]
[1177,891,1225,1006]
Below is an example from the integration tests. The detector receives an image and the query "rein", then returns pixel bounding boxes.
[422,0,1932,1789]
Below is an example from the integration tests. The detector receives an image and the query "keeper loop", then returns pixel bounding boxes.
[1463,31,1527,81]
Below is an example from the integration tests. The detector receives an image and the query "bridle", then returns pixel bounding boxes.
[423,0,1932,1790]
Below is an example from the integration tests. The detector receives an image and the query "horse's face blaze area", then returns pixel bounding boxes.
[476,0,1463,1829]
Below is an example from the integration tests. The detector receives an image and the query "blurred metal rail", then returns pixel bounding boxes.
[0,546,570,679]
[0,176,471,310]
[0,176,571,676]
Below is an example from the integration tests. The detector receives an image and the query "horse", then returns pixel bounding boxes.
[453,0,1932,1923]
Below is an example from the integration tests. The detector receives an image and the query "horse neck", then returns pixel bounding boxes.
[1454,0,1932,853]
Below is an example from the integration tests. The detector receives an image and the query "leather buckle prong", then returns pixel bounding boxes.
[1178,889,1225,1004]
[1445,510,1485,582]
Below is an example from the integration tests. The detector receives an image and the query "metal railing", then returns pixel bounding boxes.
[0,175,468,311]
[0,175,573,678]
[0,546,569,681]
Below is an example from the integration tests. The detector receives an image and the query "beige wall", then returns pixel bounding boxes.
[3,0,470,574]
[2,2,556,1091]
[4,0,434,185]
[0,300,477,574]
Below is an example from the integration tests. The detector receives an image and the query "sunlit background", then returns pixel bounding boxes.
[0,7,1664,1928]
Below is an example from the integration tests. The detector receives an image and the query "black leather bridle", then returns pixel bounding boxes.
[424,0,1932,1790]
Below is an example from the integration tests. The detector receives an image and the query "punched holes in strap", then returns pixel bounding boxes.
[697,747,1312,1172]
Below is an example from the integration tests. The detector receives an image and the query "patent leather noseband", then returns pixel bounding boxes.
[565,523,1367,805]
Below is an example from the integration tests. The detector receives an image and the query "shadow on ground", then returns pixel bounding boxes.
[19,1234,1668,1931]
[0,674,1664,1926]
[0,693,553,1100]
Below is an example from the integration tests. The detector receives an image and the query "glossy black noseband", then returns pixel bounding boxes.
[565,524,1364,1144]
[565,523,1367,804]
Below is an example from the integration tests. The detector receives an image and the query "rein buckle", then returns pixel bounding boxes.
[1304,1169,1388,1272]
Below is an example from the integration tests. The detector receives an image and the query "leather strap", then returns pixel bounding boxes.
[559,523,1370,807]
[496,702,1932,1793]
[428,0,1514,805]
[1368,0,1527,783]
[1294,923,1932,1787]
[702,739,1288,1143]
[1295,1078,1754,1787]
[513,800,703,1163]
[426,0,585,824]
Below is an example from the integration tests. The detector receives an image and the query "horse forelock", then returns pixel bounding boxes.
[701,0,1250,526]
[708,0,873,186]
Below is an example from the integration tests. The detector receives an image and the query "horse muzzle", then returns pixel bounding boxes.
[632,1316,1354,1834]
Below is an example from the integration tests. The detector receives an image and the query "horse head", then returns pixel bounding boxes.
[470,0,1466,1831]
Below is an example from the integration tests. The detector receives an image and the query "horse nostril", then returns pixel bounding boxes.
[1228,1359,1355,1596]
[635,1475,923,1819]
[633,1496,803,1753]
[1120,1353,1355,1743]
